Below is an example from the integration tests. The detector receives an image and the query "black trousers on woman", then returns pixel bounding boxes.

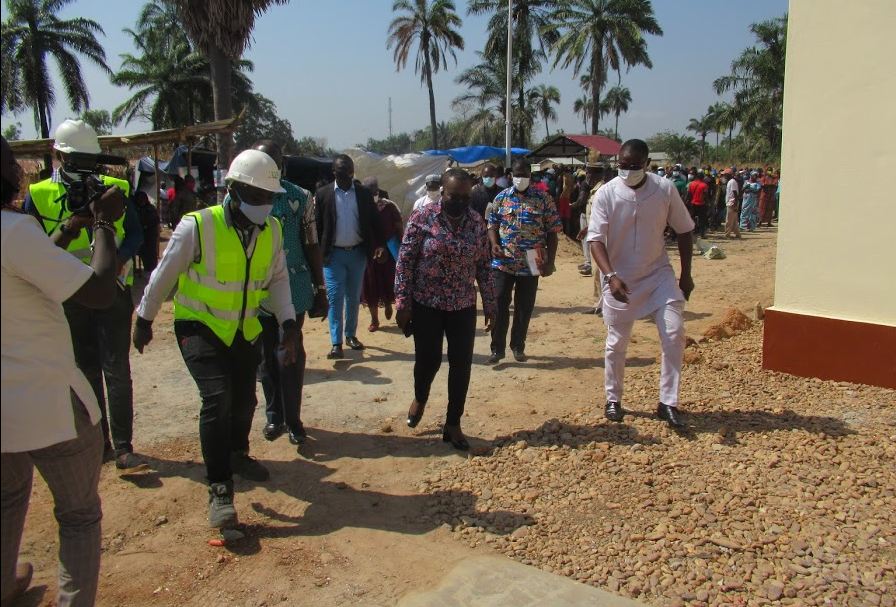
[412,301,476,426]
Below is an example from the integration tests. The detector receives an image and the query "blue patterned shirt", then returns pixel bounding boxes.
[487,185,562,276]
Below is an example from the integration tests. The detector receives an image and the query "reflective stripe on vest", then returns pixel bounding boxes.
[173,205,281,346]
[28,176,134,284]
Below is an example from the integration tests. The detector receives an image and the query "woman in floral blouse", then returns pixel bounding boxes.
[394,168,496,450]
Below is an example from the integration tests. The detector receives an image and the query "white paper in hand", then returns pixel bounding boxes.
[526,249,542,276]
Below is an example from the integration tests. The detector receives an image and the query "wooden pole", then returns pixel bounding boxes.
[153,143,161,209]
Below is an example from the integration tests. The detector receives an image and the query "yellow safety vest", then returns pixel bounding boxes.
[173,205,281,346]
[28,175,134,285]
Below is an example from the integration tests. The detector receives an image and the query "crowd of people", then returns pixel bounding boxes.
[1,117,773,605]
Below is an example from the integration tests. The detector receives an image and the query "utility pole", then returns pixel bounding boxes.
[505,0,513,168]
[388,97,393,138]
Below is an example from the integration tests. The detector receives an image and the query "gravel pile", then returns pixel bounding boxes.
[421,325,896,606]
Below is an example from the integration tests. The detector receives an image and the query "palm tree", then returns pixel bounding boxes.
[687,114,711,164]
[174,0,288,164]
[1,0,110,167]
[112,3,256,130]
[546,0,662,135]
[468,0,557,145]
[602,85,631,141]
[573,96,593,131]
[665,133,700,165]
[387,0,464,150]
[714,15,787,155]
[528,84,560,139]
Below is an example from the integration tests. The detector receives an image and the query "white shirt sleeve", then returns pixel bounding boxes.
[136,216,199,321]
[2,214,94,304]
[266,248,296,326]
[666,182,696,234]
[586,187,610,244]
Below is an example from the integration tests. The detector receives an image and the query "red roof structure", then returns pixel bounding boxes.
[526,134,622,161]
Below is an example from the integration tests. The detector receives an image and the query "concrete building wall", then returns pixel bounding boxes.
[763,0,896,387]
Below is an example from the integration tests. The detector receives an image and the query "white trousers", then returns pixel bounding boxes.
[604,301,685,407]
[580,214,590,266]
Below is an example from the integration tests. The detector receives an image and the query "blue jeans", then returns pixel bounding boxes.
[324,247,368,346]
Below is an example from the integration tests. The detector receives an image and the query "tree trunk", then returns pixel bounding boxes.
[423,48,438,150]
[590,55,603,135]
[614,111,620,141]
[37,98,51,170]
[545,114,550,140]
[209,45,234,166]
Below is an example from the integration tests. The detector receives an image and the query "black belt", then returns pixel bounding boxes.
[333,244,361,251]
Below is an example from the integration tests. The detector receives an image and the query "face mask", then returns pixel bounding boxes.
[442,195,470,217]
[513,177,530,192]
[233,189,273,225]
[688,174,696,182]
[482,177,495,188]
[426,188,440,201]
[617,168,645,188]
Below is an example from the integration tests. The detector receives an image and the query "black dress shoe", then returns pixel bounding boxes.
[442,425,470,451]
[346,336,365,350]
[511,348,528,362]
[327,345,344,359]
[263,423,284,441]
[487,351,504,365]
[604,400,624,422]
[656,403,683,428]
[287,425,307,445]
[406,400,426,428]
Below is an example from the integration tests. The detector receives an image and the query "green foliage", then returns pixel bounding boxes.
[112,0,256,130]
[646,130,699,164]
[1,0,111,140]
[714,15,787,157]
[544,0,661,134]
[233,93,299,153]
[528,84,560,139]
[2,121,22,140]
[387,0,465,149]
[79,109,112,135]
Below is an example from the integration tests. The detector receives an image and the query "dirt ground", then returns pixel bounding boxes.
[15,227,785,606]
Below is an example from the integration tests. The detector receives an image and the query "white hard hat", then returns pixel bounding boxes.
[225,149,285,193]
[53,119,101,154]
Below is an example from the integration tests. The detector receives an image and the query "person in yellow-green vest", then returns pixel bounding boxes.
[23,119,146,473]
[132,149,298,529]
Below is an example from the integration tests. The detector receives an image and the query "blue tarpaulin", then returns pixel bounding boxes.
[423,145,530,164]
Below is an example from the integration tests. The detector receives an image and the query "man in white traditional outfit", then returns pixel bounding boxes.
[587,139,695,428]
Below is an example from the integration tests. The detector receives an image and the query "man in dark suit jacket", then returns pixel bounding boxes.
[315,154,384,359]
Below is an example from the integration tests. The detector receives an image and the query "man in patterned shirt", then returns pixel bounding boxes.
[486,158,562,364]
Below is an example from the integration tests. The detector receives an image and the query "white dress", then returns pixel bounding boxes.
[586,174,695,324]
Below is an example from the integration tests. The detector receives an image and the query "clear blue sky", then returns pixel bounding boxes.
[2,0,787,150]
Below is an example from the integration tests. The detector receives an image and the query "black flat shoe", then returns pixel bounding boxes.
[263,422,284,441]
[346,336,365,350]
[327,345,344,359]
[604,400,624,422]
[487,351,504,365]
[288,425,307,445]
[442,426,470,451]
[656,403,683,428]
[511,348,527,362]
[406,400,426,428]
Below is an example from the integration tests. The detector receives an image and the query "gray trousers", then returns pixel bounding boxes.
[1,393,103,607]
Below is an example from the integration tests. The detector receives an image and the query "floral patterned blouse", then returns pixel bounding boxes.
[394,200,496,318]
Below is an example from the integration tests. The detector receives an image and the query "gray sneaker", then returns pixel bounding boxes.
[115,451,149,472]
[208,481,238,528]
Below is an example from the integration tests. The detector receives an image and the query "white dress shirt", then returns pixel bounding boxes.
[2,211,101,452]
[136,202,295,327]
[333,182,362,247]
[587,173,695,323]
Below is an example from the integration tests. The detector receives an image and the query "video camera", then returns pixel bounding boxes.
[59,152,127,216]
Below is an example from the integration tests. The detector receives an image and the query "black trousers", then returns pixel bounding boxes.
[63,286,134,456]
[175,321,261,484]
[692,204,709,238]
[490,270,539,354]
[258,314,306,432]
[412,302,476,426]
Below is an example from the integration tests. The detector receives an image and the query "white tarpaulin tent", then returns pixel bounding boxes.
[346,148,450,217]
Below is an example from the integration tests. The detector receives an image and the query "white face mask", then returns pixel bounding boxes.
[426,188,440,201]
[482,176,495,188]
[239,202,273,225]
[513,176,530,192]
[617,168,645,188]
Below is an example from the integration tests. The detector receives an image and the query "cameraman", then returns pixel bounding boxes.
[1,135,124,607]
[22,119,146,471]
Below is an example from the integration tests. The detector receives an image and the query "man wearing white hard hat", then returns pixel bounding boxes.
[23,119,146,473]
[133,149,297,528]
